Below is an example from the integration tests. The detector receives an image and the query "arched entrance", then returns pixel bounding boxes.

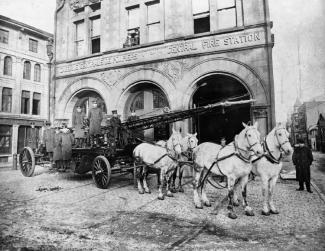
[192,74,251,143]
[72,90,107,117]
[124,82,170,141]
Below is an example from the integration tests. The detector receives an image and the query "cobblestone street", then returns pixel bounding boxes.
[1,156,325,250]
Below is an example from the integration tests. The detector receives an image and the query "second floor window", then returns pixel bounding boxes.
[193,0,210,34]
[75,20,85,56]
[23,61,31,80]
[147,1,161,43]
[124,6,140,47]
[29,39,38,53]
[3,56,12,76]
[2,87,12,113]
[91,16,101,54]
[34,64,41,82]
[0,29,9,44]
[32,92,41,115]
[21,90,30,114]
[217,0,237,29]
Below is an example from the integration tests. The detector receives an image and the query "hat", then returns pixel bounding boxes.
[92,99,98,104]
[76,105,81,108]
[112,110,118,114]
[221,137,226,141]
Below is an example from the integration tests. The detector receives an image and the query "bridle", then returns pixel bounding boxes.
[243,127,261,152]
[273,127,290,153]
[187,135,198,150]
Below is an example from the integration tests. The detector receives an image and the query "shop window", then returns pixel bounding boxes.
[0,125,12,154]
[23,61,31,80]
[29,38,38,53]
[153,90,168,109]
[124,6,140,47]
[91,16,101,54]
[0,29,9,44]
[193,0,210,34]
[2,87,12,112]
[75,20,85,56]
[217,0,237,29]
[34,64,41,82]
[3,56,12,76]
[131,92,144,111]
[147,1,161,42]
[21,90,30,114]
[32,92,41,115]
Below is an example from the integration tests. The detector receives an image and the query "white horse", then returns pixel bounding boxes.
[133,129,182,200]
[192,122,263,219]
[246,124,292,215]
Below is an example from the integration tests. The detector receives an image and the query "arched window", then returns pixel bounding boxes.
[131,92,144,111]
[3,56,12,76]
[152,90,168,108]
[34,64,41,82]
[23,61,31,80]
[2,87,12,112]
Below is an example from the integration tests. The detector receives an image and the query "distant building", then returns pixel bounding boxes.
[317,114,325,152]
[53,0,276,142]
[0,15,53,164]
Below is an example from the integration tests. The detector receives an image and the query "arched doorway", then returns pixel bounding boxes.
[124,82,169,141]
[73,90,107,117]
[192,74,251,144]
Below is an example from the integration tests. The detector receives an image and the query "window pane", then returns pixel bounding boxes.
[76,41,85,56]
[148,23,161,42]
[0,29,9,44]
[148,2,160,24]
[192,0,209,15]
[34,64,41,82]
[217,0,235,9]
[22,90,30,98]
[194,16,210,34]
[153,90,168,108]
[131,92,144,111]
[91,17,101,37]
[29,39,38,53]
[218,8,237,29]
[2,87,12,112]
[4,56,12,76]
[76,21,85,41]
[128,7,140,29]
[23,61,31,80]
[0,125,12,154]
[91,38,100,54]
[33,92,41,100]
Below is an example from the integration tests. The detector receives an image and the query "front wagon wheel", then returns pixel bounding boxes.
[19,147,35,177]
[92,156,111,189]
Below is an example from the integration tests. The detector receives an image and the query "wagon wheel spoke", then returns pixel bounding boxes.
[92,156,111,189]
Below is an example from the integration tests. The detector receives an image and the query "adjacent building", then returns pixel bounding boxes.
[53,0,275,142]
[0,15,53,164]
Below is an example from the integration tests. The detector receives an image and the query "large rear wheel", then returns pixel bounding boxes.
[19,147,35,177]
[92,156,111,189]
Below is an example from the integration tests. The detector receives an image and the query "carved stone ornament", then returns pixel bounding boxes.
[99,70,122,87]
[69,0,86,10]
[157,59,192,83]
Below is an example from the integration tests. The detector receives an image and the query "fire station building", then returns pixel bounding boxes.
[53,0,275,142]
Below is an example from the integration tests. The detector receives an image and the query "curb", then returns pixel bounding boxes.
[311,181,325,204]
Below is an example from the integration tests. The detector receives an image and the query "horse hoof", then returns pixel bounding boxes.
[158,195,165,200]
[270,209,279,214]
[170,188,177,193]
[204,201,211,207]
[261,210,270,216]
[195,204,203,209]
[228,212,238,219]
[138,190,144,194]
[178,187,184,193]
[245,210,255,217]
[166,192,174,197]
[145,189,151,194]
[233,201,240,207]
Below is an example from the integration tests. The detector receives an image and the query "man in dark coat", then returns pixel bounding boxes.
[42,121,55,162]
[127,110,143,143]
[292,138,314,193]
[72,106,86,147]
[53,126,63,169]
[61,124,74,171]
[28,122,38,151]
[88,100,103,147]
[110,110,121,142]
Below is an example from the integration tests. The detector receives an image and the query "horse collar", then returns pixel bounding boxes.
[234,136,251,163]
[263,137,282,164]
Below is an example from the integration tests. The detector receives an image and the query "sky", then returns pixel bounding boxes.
[0,0,324,122]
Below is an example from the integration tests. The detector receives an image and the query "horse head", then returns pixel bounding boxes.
[240,122,263,156]
[184,132,198,151]
[272,123,293,155]
[166,128,183,155]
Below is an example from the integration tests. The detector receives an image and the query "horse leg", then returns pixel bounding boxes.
[201,175,211,207]
[178,165,185,193]
[192,166,203,209]
[240,175,254,216]
[261,176,270,216]
[137,166,145,194]
[158,170,165,200]
[142,166,151,194]
[170,166,178,193]
[226,177,237,219]
[268,176,279,214]
[166,172,174,197]
[232,178,241,207]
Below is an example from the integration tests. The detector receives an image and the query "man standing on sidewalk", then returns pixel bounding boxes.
[292,138,314,193]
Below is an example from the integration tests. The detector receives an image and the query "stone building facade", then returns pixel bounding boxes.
[0,15,53,163]
[53,0,275,142]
